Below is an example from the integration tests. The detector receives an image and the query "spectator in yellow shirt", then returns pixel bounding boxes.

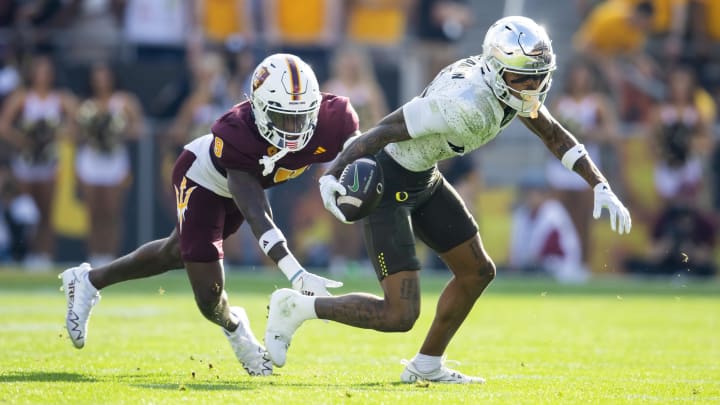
[261,0,343,83]
[196,0,255,47]
[346,0,411,48]
[621,0,690,61]
[574,1,657,122]
[574,1,654,56]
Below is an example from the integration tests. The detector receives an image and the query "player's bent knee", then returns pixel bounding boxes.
[379,307,419,332]
[380,318,416,332]
[480,260,497,282]
[393,317,418,332]
[457,260,496,296]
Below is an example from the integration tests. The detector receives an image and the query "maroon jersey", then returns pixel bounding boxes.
[210,93,358,188]
[176,93,357,262]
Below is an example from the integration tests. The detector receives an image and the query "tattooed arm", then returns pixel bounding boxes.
[519,105,607,187]
[324,108,412,178]
[521,105,632,234]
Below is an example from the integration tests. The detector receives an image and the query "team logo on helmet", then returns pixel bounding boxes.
[252,66,270,91]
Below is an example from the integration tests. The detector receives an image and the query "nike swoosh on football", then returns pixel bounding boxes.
[348,166,360,192]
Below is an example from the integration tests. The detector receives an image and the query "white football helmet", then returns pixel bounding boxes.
[481,16,557,117]
[250,53,321,151]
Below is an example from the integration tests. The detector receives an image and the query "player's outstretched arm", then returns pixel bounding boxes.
[519,106,631,234]
[320,108,411,222]
[227,169,342,295]
[324,108,411,178]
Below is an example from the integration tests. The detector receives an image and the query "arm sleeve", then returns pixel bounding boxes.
[341,100,360,142]
[402,96,452,139]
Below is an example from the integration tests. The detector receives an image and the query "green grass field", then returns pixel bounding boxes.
[1,269,718,404]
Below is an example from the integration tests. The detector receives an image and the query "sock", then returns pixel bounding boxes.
[294,293,318,321]
[413,353,442,373]
[224,311,240,333]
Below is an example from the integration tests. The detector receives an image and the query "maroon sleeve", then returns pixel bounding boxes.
[337,97,360,144]
[304,95,361,163]
[210,106,264,175]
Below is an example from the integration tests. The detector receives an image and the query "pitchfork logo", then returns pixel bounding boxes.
[252,66,270,91]
[175,177,197,234]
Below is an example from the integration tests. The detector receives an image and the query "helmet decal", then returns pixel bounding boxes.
[252,66,270,91]
[285,56,302,100]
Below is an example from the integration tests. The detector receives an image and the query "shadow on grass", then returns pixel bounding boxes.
[132,382,253,391]
[0,371,97,383]
[132,379,406,392]
[272,381,409,390]
[3,270,718,297]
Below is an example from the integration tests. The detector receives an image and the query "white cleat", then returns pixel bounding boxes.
[224,307,272,376]
[59,263,100,349]
[400,359,485,384]
[264,288,307,367]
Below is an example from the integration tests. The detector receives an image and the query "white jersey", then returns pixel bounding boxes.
[386,56,516,172]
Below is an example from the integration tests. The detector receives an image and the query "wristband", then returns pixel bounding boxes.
[278,255,304,282]
[258,228,286,255]
[561,143,588,170]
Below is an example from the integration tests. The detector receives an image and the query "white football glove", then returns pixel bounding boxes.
[291,270,343,297]
[593,182,632,234]
[319,174,350,224]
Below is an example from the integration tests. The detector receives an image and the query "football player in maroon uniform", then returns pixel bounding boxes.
[60,54,360,376]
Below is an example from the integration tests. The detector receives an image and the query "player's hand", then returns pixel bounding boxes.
[593,182,632,234]
[291,270,343,296]
[319,175,350,224]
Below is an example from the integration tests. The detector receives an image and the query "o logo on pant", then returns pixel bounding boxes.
[395,191,408,202]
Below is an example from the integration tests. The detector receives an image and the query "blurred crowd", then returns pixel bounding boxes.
[0,0,716,280]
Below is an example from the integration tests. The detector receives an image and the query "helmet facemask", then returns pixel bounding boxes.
[491,65,554,118]
[253,97,319,151]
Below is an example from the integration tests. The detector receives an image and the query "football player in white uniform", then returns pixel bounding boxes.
[265,16,632,383]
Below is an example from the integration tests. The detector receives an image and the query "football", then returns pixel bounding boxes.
[337,156,384,222]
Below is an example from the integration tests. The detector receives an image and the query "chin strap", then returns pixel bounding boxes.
[528,104,540,119]
[259,147,290,176]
